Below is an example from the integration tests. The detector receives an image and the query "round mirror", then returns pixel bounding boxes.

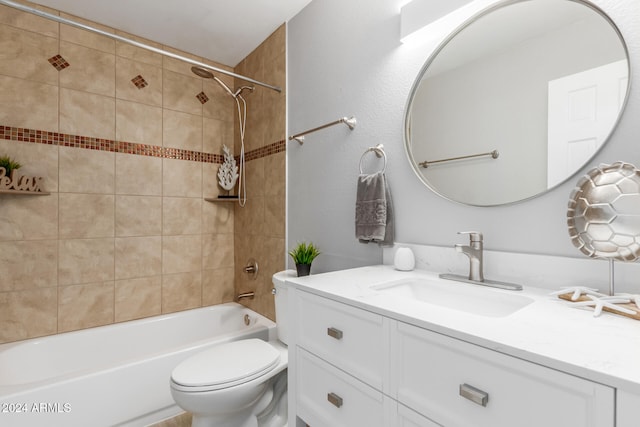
[404,0,630,206]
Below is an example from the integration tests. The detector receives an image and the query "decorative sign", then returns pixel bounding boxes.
[0,167,46,193]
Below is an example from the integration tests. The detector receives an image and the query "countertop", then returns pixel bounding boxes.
[285,265,640,394]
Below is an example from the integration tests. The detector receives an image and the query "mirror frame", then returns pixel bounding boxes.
[403,0,631,207]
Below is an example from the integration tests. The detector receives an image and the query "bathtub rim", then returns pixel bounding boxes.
[0,303,276,395]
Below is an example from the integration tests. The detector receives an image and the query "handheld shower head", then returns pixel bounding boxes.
[191,67,253,209]
[235,86,255,97]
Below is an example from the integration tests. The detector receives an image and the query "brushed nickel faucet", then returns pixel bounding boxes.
[455,231,484,282]
[440,231,523,291]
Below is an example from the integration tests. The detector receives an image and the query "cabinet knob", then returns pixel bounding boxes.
[327,392,343,408]
[327,327,343,340]
[459,383,489,407]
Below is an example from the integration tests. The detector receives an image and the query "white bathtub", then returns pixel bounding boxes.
[0,303,276,427]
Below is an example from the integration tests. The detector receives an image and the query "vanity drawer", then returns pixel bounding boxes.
[391,322,614,427]
[297,348,387,427]
[296,291,387,389]
[396,402,441,427]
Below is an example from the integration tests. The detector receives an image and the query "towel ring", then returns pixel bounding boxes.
[359,144,387,174]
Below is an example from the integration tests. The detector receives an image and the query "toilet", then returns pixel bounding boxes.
[170,270,295,427]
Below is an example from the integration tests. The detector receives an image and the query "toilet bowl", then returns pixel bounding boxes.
[170,270,296,427]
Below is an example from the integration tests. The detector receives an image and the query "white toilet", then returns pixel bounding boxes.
[170,270,295,427]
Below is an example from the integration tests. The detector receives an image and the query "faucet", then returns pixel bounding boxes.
[455,231,484,282]
[235,291,255,302]
[440,231,523,291]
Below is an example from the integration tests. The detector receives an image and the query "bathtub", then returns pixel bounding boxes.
[0,303,276,427]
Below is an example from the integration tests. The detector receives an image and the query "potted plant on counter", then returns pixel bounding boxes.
[289,242,320,277]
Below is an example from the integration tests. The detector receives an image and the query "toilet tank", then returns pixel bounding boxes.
[272,270,296,345]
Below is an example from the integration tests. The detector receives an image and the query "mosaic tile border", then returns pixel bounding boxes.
[246,139,286,161]
[0,126,286,164]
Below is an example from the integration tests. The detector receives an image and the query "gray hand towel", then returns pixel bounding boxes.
[355,171,394,247]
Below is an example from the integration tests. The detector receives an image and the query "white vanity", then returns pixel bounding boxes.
[284,248,640,427]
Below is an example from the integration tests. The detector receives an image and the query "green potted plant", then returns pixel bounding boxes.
[289,242,320,277]
[0,155,21,178]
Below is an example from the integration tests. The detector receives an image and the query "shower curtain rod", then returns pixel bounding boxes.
[0,0,282,93]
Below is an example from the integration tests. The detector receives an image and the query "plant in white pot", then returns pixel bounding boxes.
[288,242,320,277]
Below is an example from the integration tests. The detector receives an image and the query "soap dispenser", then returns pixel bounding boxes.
[394,247,415,271]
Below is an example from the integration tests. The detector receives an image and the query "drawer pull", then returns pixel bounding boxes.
[327,392,343,408]
[327,327,343,340]
[459,383,489,407]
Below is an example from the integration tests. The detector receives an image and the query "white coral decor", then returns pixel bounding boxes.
[217,144,239,191]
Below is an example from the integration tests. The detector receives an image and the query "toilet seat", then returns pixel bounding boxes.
[171,339,280,392]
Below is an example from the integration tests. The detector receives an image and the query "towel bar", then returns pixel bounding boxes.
[420,149,499,168]
[289,117,357,144]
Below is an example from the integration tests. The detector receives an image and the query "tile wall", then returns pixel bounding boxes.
[0,1,286,343]
[233,26,287,320]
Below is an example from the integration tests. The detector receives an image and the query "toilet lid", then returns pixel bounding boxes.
[171,339,280,390]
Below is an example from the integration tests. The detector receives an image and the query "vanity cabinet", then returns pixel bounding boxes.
[292,290,616,427]
[392,321,614,427]
[293,291,393,426]
[295,290,389,390]
[297,348,390,426]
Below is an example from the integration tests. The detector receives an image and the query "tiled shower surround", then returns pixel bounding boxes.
[0,1,286,344]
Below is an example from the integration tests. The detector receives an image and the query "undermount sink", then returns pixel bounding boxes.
[372,277,534,317]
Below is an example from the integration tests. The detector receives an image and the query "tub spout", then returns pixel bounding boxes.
[235,291,255,302]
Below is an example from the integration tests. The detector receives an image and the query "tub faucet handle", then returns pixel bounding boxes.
[244,258,258,280]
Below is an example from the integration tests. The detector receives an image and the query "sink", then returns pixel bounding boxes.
[372,277,534,317]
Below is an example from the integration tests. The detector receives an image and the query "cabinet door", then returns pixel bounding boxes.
[391,322,614,427]
[617,390,640,427]
[296,291,388,390]
[296,348,388,427]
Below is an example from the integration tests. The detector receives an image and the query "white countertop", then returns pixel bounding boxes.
[285,265,640,394]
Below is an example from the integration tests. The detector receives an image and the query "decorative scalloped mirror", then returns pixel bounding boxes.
[404,0,630,206]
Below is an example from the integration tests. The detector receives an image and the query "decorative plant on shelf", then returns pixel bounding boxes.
[0,155,21,178]
[289,242,320,277]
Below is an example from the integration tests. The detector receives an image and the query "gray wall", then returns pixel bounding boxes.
[287,0,640,273]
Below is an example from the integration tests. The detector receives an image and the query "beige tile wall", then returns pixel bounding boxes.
[233,25,287,320]
[0,1,289,344]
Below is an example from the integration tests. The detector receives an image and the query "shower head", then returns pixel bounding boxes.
[190,66,214,79]
[191,66,255,99]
